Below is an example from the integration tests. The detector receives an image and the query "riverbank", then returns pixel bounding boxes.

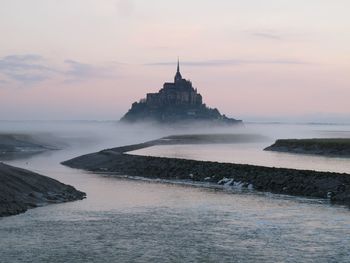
[0,133,86,217]
[265,138,350,157]
[62,135,350,207]
[0,162,86,217]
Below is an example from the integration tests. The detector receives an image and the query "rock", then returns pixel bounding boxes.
[62,139,350,207]
[265,138,350,157]
[0,163,86,217]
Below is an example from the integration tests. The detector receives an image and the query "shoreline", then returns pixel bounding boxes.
[0,134,86,217]
[265,138,350,158]
[0,162,86,217]
[62,136,350,207]
[86,172,333,206]
[0,133,62,160]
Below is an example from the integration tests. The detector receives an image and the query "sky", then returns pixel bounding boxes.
[0,0,349,122]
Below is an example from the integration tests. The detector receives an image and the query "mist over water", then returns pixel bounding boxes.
[1,121,350,262]
[128,122,350,173]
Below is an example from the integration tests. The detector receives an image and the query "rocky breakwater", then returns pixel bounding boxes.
[62,137,350,207]
[0,163,86,217]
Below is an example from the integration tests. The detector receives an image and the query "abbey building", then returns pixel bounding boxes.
[120,60,241,125]
[145,60,203,107]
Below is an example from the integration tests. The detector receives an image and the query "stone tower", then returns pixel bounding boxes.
[174,58,182,82]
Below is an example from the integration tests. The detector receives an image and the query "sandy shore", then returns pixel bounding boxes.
[62,134,350,207]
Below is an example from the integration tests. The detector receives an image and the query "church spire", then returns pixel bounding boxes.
[174,57,182,82]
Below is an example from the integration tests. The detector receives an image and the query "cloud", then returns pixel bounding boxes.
[116,0,134,17]
[63,60,118,83]
[64,60,99,81]
[145,58,310,67]
[0,54,57,85]
[0,79,8,88]
[244,29,285,40]
[251,32,282,40]
[0,54,119,86]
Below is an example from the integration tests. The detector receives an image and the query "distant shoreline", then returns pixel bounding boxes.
[265,138,350,158]
[62,134,350,207]
[0,133,61,160]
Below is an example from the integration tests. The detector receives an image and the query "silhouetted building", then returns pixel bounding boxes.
[121,59,241,124]
[146,60,202,107]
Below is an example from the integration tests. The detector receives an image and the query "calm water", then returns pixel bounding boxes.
[132,123,350,174]
[132,143,350,174]
[1,121,350,262]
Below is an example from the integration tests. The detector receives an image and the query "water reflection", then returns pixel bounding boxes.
[1,121,350,262]
[1,171,349,263]
[132,142,350,174]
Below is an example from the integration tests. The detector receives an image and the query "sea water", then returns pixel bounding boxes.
[0,121,350,263]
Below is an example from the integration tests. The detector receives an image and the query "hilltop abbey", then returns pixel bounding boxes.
[121,60,241,124]
[146,61,203,107]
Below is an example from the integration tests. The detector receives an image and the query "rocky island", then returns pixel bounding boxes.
[121,60,242,125]
[63,134,350,207]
